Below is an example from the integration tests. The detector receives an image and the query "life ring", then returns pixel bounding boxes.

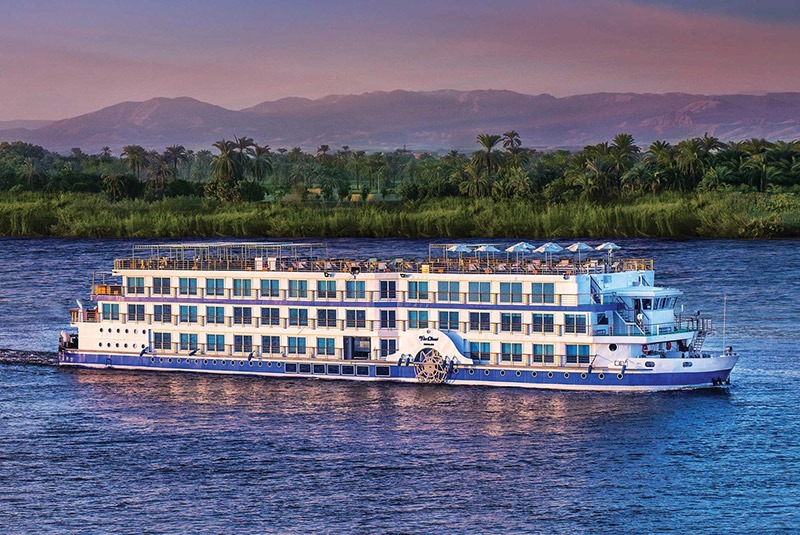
[666,342,672,350]
[642,344,648,352]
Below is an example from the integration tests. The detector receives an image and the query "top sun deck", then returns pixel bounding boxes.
[112,242,653,276]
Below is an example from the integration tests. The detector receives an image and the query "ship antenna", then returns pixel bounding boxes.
[722,294,727,353]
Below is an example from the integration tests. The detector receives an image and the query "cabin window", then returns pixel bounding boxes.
[642,298,652,310]
[288,280,308,298]
[468,282,491,303]
[532,313,555,333]
[152,277,171,295]
[408,310,429,329]
[317,337,335,356]
[154,304,172,323]
[232,279,251,297]
[380,310,396,329]
[327,364,341,375]
[499,282,523,303]
[379,339,397,357]
[469,312,491,331]
[101,303,119,321]
[566,344,591,365]
[408,281,429,300]
[261,335,280,354]
[533,344,555,364]
[260,279,279,298]
[375,366,391,377]
[207,334,225,352]
[179,305,198,324]
[565,314,587,334]
[179,333,198,351]
[531,282,555,304]
[380,280,397,299]
[153,332,172,351]
[127,277,145,295]
[313,364,326,374]
[317,280,336,298]
[346,309,366,328]
[342,365,355,375]
[500,343,523,363]
[501,313,522,332]
[234,335,252,353]
[233,307,252,325]
[179,277,197,296]
[206,306,224,325]
[439,311,459,331]
[356,365,370,376]
[285,363,298,373]
[206,278,224,296]
[318,308,337,328]
[261,307,280,326]
[288,337,306,354]
[437,281,460,302]
[469,342,491,361]
[288,308,308,326]
[345,280,365,299]
[127,304,145,322]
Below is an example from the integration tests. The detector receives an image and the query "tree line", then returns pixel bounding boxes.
[1,132,799,203]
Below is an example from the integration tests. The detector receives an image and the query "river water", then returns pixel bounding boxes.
[0,237,797,534]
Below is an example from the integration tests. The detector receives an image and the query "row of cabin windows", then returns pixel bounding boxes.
[107,304,588,334]
[150,332,588,364]
[128,277,556,303]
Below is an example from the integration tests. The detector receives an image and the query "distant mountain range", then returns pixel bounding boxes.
[3,90,800,154]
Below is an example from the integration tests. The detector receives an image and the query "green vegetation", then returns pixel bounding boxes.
[1,133,800,238]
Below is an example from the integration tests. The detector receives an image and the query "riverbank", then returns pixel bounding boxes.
[1,190,798,238]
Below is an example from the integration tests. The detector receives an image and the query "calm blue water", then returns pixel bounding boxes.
[0,237,798,534]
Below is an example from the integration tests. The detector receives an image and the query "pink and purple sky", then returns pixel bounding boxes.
[1,0,798,121]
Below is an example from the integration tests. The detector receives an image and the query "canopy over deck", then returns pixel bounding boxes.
[131,242,327,261]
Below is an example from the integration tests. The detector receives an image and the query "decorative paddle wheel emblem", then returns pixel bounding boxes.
[414,348,448,384]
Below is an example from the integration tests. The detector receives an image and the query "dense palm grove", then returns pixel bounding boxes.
[2,132,799,203]
[2,133,800,238]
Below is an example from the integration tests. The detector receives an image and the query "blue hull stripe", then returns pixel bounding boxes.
[60,351,733,390]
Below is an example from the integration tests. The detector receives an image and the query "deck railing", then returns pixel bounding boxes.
[113,256,653,276]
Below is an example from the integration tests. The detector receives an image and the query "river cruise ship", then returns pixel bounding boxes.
[59,241,738,391]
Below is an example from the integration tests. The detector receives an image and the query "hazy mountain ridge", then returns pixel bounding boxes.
[2,90,800,153]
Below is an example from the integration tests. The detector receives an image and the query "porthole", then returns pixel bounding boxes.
[581,373,587,379]
[221,360,226,366]
[258,362,263,367]
[168,358,173,363]
[212,360,217,365]
[277,362,282,368]
[240,361,245,366]
[645,361,655,368]
[609,344,617,352]
[150,357,155,362]
[547,372,554,378]
[484,369,490,376]
[564,372,570,379]
[99,328,103,333]
[500,370,506,376]
[598,373,605,380]
[617,373,624,380]
[125,329,129,334]
[142,344,146,349]
[515,370,521,377]
[249,361,254,366]
[115,343,119,348]
[159,357,164,363]
[531,371,537,378]
[116,329,120,333]
[98,342,102,347]
[134,329,138,334]
[203,359,208,364]
[107,343,111,347]
[267,362,272,367]
[194,359,199,364]
[469,369,474,375]
[177,359,182,363]
[124,343,128,348]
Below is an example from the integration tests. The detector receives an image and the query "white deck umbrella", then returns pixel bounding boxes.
[566,242,594,265]
[533,242,564,264]
[596,242,621,262]
[447,244,472,261]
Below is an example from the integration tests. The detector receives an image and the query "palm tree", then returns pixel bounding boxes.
[473,133,504,175]
[102,172,125,200]
[164,145,188,174]
[457,161,492,198]
[146,153,174,190]
[121,145,146,179]
[502,131,522,153]
[211,139,238,183]
[248,143,273,182]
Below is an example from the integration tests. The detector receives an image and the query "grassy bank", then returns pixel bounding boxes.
[1,191,799,239]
